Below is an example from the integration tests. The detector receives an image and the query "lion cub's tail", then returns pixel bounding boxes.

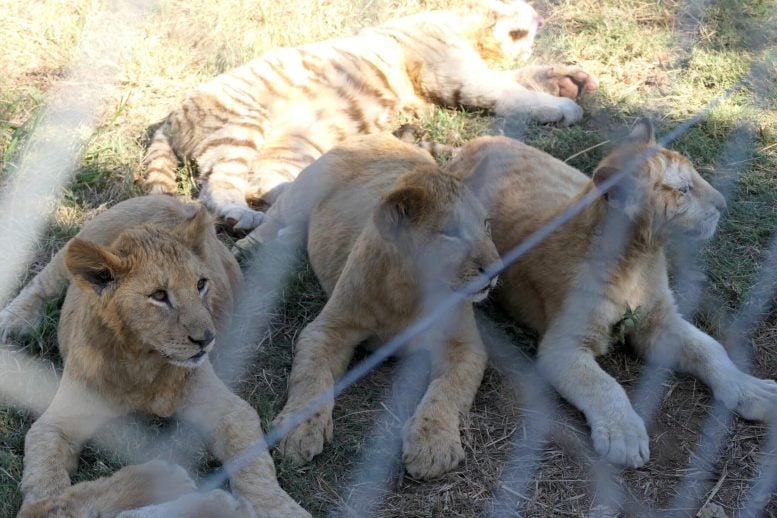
[0,248,69,341]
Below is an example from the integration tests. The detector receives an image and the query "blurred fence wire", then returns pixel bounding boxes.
[0,0,776,516]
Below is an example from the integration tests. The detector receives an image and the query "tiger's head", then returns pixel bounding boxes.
[65,207,226,369]
[470,0,544,63]
[592,118,727,243]
[374,165,502,302]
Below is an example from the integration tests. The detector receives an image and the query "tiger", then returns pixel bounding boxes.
[141,0,598,231]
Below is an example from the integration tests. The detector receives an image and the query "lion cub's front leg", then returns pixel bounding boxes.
[536,326,650,468]
[180,363,310,518]
[635,309,777,422]
[402,307,487,479]
[274,310,369,464]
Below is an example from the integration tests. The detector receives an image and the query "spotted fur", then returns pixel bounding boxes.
[141,0,597,230]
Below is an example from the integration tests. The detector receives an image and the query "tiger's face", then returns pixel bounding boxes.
[485,0,544,63]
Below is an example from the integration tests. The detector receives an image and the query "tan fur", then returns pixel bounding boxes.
[446,120,777,467]
[17,460,196,518]
[1,196,309,517]
[140,0,597,231]
[266,133,501,479]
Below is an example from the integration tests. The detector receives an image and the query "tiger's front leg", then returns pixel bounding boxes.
[180,363,311,518]
[402,307,487,479]
[513,64,599,99]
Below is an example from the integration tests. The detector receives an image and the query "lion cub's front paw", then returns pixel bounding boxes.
[274,405,333,465]
[590,409,650,468]
[402,414,465,479]
[721,375,777,422]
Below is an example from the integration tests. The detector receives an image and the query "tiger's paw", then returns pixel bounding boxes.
[221,204,265,232]
[517,64,598,99]
[545,65,598,99]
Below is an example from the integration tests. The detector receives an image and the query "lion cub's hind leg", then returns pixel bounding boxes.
[117,489,256,518]
[402,307,487,479]
[0,249,69,341]
[18,460,197,518]
[274,309,370,464]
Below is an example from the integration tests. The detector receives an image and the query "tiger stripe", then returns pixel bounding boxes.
[140,0,579,231]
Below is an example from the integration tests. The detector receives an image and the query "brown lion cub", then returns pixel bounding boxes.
[0,196,309,517]
[257,133,501,479]
[446,120,777,467]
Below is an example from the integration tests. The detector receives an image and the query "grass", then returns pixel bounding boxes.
[1,0,776,516]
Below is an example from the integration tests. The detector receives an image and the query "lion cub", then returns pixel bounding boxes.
[0,196,309,517]
[446,120,777,467]
[256,133,501,479]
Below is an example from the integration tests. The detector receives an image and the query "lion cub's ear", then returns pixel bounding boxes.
[66,238,130,295]
[592,165,639,211]
[175,204,212,255]
[626,117,656,146]
[374,185,430,239]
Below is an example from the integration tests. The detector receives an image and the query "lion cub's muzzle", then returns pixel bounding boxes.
[469,258,502,303]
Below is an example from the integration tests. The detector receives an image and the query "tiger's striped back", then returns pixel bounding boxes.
[141,0,552,231]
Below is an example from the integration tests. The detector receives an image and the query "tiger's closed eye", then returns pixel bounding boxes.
[509,29,529,41]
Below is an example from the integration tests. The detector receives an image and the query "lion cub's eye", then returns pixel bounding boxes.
[149,289,168,303]
[197,278,208,292]
[440,225,460,239]
[678,184,692,194]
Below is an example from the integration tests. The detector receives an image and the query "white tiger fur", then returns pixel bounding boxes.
[141,0,597,230]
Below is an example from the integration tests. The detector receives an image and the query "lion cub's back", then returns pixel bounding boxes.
[307,134,436,294]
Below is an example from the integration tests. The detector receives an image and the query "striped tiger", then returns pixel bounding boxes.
[141,0,598,231]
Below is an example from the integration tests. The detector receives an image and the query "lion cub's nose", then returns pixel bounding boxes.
[189,329,215,349]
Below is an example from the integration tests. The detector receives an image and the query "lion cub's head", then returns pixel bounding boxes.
[592,118,727,242]
[65,207,222,368]
[467,0,544,63]
[374,165,502,302]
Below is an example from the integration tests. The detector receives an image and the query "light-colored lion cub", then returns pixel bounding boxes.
[446,120,777,467]
[256,133,501,479]
[0,196,309,517]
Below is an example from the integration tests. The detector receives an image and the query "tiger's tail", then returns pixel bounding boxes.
[393,123,459,160]
[140,122,179,194]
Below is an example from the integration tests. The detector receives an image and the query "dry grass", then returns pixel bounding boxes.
[1,0,776,516]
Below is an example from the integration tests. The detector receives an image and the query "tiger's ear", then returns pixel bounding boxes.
[175,204,212,255]
[374,185,430,239]
[626,117,655,146]
[592,165,637,209]
[65,238,130,295]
